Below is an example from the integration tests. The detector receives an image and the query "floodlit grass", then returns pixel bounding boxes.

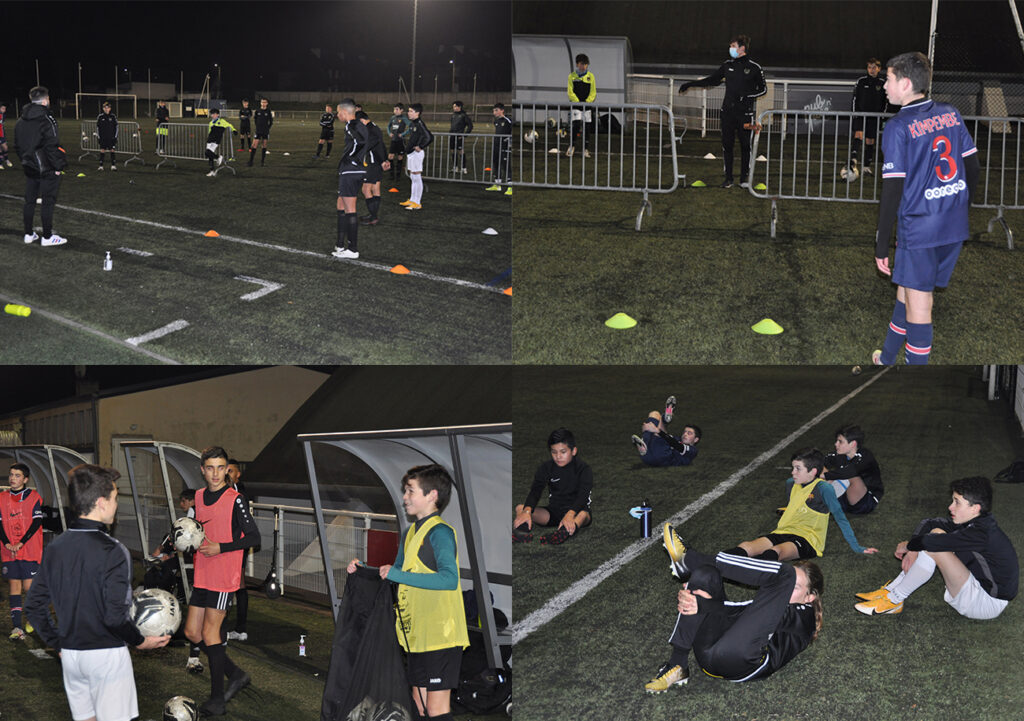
[0,117,511,364]
[512,133,1024,364]
[512,365,1024,721]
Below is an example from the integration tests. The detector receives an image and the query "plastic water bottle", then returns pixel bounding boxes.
[103,251,112,271]
[639,499,652,538]
[3,304,31,317]
[298,634,306,657]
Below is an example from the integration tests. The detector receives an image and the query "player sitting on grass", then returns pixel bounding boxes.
[631,395,701,467]
[854,476,1018,617]
[823,424,883,515]
[721,448,878,560]
[347,464,469,721]
[513,427,593,545]
[645,524,824,691]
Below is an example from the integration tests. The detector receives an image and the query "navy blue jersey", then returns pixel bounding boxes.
[881,98,977,249]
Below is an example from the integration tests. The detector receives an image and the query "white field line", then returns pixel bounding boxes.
[0,194,507,295]
[510,367,892,643]
[125,319,190,346]
[235,275,284,301]
[117,247,154,257]
[0,291,179,364]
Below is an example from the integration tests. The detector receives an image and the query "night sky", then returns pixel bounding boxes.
[3,0,511,105]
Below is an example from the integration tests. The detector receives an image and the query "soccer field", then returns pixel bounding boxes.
[512,135,1024,364]
[511,366,1024,720]
[0,117,511,364]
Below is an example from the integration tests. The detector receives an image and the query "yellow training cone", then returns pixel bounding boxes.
[76,173,86,177]
[605,312,637,329]
[754,182,767,191]
[691,180,707,188]
[752,318,784,335]
[390,264,411,275]
[4,304,31,317]
[503,287,512,296]
[204,230,220,237]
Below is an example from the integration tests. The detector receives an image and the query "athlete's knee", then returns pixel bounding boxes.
[687,564,724,601]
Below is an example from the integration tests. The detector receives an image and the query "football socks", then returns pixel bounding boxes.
[904,322,932,365]
[880,300,907,365]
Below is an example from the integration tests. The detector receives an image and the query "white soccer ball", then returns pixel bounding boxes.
[840,165,859,183]
[523,129,539,144]
[131,588,181,637]
[171,516,204,553]
[163,695,198,721]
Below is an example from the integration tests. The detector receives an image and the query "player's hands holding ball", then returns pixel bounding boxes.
[137,635,172,650]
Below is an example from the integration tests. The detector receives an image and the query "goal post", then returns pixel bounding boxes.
[75,93,138,120]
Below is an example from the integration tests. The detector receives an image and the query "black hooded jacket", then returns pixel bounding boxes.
[14,102,67,177]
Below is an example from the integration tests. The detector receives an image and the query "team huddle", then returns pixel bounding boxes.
[512,402,1019,692]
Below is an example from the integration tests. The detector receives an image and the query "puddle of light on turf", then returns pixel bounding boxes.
[509,367,892,644]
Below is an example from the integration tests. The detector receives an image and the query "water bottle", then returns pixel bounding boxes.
[298,634,306,657]
[103,251,113,271]
[639,499,652,538]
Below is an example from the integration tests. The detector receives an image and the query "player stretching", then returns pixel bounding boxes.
[485,103,512,195]
[359,110,390,226]
[400,103,432,211]
[96,101,118,171]
[248,98,272,167]
[872,52,979,365]
[184,446,260,717]
[237,99,252,151]
[331,99,369,260]
[314,104,335,159]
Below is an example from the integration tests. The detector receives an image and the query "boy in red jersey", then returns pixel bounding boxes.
[1,463,44,639]
[184,446,261,716]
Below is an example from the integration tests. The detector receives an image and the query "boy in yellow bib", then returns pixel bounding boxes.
[348,464,468,721]
[724,448,878,561]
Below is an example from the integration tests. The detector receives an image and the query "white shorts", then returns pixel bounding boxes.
[62,646,138,721]
[206,142,220,153]
[571,108,593,123]
[945,573,1009,620]
[407,149,424,173]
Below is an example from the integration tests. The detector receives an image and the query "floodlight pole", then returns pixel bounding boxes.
[927,0,939,95]
[411,0,418,99]
[35,59,40,86]
[77,62,82,98]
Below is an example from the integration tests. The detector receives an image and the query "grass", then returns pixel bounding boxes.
[512,132,1024,364]
[0,116,511,364]
[512,365,1024,720]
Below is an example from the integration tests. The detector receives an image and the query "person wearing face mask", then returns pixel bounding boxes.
[566,53,597,158]
[678,35,767,188]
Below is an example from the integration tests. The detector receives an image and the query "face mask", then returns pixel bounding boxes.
[729,47,739,59]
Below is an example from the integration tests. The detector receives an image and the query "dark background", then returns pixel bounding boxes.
[2,0,511,106]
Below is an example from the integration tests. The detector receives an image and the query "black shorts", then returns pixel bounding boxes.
[388,139,405,156]
[538,506,591,527]
[338,167,366,196]
[188,586,231,611]
[406,647,463,690]
[362,164,383,184]
[254,132,270,141]
[320,128,335,141]
[240,121,251,134]
[98,138,117,149]
[851,116,880,140]
[764,533,817,559]
[839,491,879,515]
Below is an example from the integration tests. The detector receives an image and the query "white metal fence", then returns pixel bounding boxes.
[154,121,237,175]
[416,131,506,186]
[77,120,145,166]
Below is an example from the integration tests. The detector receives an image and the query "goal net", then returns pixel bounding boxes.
[75,93,138,120]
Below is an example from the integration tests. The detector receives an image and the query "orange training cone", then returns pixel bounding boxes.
[390,264,411,275]
[204,230,220,237]
[503,287,512,296]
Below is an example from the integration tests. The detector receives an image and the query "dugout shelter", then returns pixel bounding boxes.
[0,445,88,531]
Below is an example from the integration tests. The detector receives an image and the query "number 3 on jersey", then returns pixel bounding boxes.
[933,135,957,181]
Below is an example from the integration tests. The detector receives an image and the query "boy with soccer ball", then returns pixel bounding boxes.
[25,464,170,721]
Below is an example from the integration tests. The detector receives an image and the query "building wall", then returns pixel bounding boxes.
[96,366,329,466]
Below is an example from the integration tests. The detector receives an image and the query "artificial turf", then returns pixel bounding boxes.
[0,114,511,364]
[512,132,1024,364]
[511,365,1024,720]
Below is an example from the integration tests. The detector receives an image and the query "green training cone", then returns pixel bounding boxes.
[77,173,86,177]
[752,318,784,335]
[754,182,767,191]
[691,180,707,188]
[605,312,637,329]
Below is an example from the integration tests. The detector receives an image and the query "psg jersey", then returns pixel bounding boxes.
[881,98,977,249]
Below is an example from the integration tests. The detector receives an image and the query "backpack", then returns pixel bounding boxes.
[994,459,1024,484]
[453,667,511,716]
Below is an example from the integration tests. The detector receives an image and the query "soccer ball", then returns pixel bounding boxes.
[171,516,205,553]
[131,588,181,637]
[523,129,539,144]
[163,695,198,721]
[371,700,409,721]
[839,165,859,183]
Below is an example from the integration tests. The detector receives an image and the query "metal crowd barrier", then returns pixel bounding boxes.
[155,121,237,175]
[77,120,145,166]
[416,131,500,186]
[512,101,683,230]
[748,108,1019,248]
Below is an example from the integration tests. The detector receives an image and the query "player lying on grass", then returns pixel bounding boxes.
[630,395,701,467]
[823,424,883,515]
[645,524,824,690]
[513,427,592,545]
[722,448,878,560]
[854,476,1018,617]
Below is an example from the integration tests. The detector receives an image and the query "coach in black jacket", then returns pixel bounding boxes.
[13,86,68,246]
[25,464,168,721]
